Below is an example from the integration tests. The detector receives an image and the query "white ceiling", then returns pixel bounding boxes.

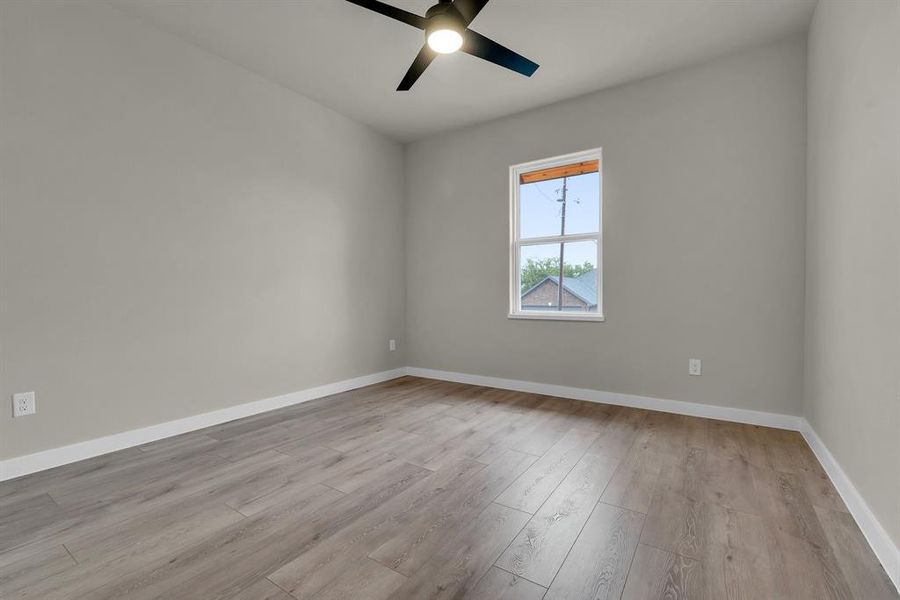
[112,0,816,141]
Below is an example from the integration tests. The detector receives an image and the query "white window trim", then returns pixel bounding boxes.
[509,148,604,322]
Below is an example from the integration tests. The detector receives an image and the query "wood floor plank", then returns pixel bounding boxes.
[136,430,220,455]
[706,419,747,459]
[85,467,424,600]
[210,417,333,462]
[620,543,704,600]
[565,401,618,433]
[267,459,485,599]
[224,578,294,600]
[543,502,644,600]
[441,387,516,422]
[1,377,892,600]
[0,544,77,599]
[474,397,551,452]
[389,502,531,600]
[796,465,848,513]
[387,404,459,435]
[0,450,230,553]
[585,406,648,459]
[816,505,897,599]
[326,425,423,456]
[273,443,390,482]
[366,449,537,575]
[205,449,341,509]
[0,492,61,538]
[321,452,420,494]
[765,523,854,600]
[65,497,245,566]
[0,447,146,504]
[631,411,695,460]
[750,465,832,548]
[420,434,493,471]
[473,442,513,465]
[221,447,345,515]
[468,566,547,600]
[6,487,338,600]
[496,452,619,585]
[506,397,581,456]
[763,429,823,474]
[40,442,226,507]
[495,428,599,513]
[600,446,673,514]
[730,424,777,470]
[718,544,777,600]
[306,557,406,600]
[655,446,706,501]
[46,448,229,509]
[639,488,776,599]
[699,451,760,514]
[640,489,728,562]
[10,503,249,600]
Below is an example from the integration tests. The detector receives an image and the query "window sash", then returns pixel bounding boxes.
[511,239,602,315]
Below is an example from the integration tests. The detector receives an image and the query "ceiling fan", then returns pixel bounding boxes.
[345,0,539,91]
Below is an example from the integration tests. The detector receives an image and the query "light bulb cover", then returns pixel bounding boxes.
[427,28,463,54]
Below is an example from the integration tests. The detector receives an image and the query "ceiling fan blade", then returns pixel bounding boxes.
[462,30,539,77]
[452,0,490,25]
[397,45,437,91]
[344,0,427,29]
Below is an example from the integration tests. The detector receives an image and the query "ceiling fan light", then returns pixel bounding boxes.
[427,28,463,54]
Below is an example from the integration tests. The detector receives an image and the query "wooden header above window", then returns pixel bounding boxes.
[519,160,599,185]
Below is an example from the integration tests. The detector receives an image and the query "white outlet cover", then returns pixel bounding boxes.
[689,359,702,376]
[13,391,36,417]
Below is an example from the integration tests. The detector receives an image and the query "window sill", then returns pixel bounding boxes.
[508,312,606,322]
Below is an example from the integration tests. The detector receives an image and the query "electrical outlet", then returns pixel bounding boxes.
[388,339,396,352]
[688,359,702,376]
[12,392,36,417]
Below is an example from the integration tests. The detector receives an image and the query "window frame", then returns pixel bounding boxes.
[509,148,604,322]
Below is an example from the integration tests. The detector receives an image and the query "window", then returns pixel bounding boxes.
[509,149,603,321]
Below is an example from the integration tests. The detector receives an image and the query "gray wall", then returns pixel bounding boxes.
[805,0,900,547]
[405,35,807,416]
[0,2,405,459]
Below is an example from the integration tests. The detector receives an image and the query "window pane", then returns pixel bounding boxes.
[520,171,600,239]
[519,240,599,312]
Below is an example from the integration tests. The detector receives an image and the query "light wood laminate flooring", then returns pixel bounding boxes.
[1,377,895,599]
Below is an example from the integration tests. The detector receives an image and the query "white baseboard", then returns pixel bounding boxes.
[800,421,900,592]
[406,366,802,430]
[0,368,406,482]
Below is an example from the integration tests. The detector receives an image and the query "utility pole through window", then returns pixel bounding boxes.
[556,176,568,311]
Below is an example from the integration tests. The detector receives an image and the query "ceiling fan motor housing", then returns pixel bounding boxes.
[425,1,465,37]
